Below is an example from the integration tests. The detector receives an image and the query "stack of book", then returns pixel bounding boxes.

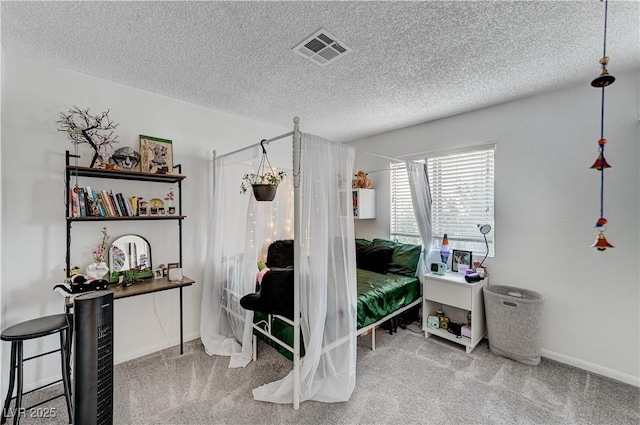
[69,186,140,218]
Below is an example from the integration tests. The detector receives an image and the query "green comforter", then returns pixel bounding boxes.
[356,268,420,328]
[253,269,420,359]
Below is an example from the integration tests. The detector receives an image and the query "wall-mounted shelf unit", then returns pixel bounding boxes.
[64,151,186,277]
[352,188,375,219]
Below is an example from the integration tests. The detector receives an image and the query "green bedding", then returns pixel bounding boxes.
[253,268,420,359]
[356,268,420,328]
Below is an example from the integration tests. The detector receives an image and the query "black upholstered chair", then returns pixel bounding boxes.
[240,240,295,319]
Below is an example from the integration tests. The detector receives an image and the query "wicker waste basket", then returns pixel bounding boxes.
[483,285,544,365]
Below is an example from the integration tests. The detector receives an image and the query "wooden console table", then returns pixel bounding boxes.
[64,276,195,354]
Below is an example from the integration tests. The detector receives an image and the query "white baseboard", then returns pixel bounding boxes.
[114,331,201,365]
[541,348,640,387]
[14,332,202,396]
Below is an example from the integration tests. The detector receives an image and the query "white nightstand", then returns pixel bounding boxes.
[422,272,488,353]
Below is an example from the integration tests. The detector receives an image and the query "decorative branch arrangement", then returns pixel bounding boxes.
[93,226,110,263]
[57,106,120,168]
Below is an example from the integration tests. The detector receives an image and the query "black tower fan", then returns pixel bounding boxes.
[74,290,114,425]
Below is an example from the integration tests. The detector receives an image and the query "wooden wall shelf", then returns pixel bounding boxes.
[66,165,186,183]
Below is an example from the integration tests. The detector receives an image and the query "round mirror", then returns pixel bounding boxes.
[109,234,152,276]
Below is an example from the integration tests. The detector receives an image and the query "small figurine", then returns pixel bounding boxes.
[165,189,176,215]
[354,170,372,188]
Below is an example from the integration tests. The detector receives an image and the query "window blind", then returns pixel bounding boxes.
[427,146,495,255]
[390,162,422,245]
[389,145,495,255]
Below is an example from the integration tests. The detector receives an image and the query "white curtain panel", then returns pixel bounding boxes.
[200,144,294,368]
[253,133,357,404]
[406,161,433,277]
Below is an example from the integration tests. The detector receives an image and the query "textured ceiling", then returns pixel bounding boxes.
[2,1,639,142]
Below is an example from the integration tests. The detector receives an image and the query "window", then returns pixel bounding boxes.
[390,145,495,256]
[390,162,423,245]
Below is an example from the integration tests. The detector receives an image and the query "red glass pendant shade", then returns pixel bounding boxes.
[591,231,614,251]
[589,154,611,170]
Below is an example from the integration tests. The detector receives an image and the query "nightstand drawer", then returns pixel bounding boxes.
[425,279,471,310]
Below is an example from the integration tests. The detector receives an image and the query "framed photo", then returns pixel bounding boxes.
[139,135,173,174]
[452,250,472,273]
[138,200,148,216]
[153,268,164,279]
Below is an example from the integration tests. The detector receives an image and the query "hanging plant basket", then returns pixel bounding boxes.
[240,140,286,202]
[252,184,278,201]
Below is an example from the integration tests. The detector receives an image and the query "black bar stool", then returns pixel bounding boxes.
[1,314,73,425]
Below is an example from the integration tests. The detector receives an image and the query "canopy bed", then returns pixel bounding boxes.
[246,237,423,362]
[200,117,432,409]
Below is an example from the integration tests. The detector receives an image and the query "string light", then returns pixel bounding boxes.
[590,0,615,251]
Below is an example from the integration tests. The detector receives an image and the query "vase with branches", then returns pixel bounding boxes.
[57,106,119,168]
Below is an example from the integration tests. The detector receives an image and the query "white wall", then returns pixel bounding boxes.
[0,51,290,393]
[348,70,640,386]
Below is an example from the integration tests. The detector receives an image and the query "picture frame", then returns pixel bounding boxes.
[153,268,163,279]
[165,262,180,280]
[168,267,183,282]
[139,135,173,175]
[452,250,472,273]
[138,200,148,216]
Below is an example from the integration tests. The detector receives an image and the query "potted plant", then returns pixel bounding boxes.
[240,170,286,201]
[239,140,286,201]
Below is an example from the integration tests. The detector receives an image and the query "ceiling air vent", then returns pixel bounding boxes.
[293,29,352,67]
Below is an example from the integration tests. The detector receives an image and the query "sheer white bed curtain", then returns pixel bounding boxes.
[406,161,433,275]
[200,144,293,368]
[201,133,357,404]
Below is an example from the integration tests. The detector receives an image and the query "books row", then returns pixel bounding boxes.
[69,186,140,218]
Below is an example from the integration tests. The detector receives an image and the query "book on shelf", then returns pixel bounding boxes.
[70,188,80,218]
[115,193,129,217]
[84,186,94,216]
[97,191,108,216]
[109,191,123,216]
[78,188,87,217]
[123,195,134,216]
[129,197,138,216]
[100,190,116,216]
[85,185,102,217]
[92,189,107,217]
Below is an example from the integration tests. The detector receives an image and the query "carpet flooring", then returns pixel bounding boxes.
[12,326,640,424]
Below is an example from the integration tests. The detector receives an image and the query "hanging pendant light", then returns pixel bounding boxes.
[590,0,614,251]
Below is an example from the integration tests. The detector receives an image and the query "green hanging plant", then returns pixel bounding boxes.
[239,140,286,201]
[240,170,286,194]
